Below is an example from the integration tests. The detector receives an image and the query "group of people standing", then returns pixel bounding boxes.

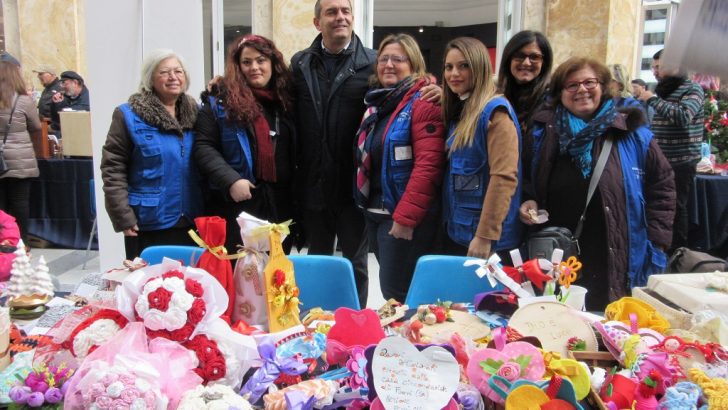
[99,0,703,311]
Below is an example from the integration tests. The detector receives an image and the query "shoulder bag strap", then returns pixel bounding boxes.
[2,95,19,147]
[573,138,613,245]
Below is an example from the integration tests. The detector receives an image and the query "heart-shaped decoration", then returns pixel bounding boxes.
[327,308,385,349]
[350,312,368,328]
[466,341,546,403]
[372,337,459,410]
[596,320,664,360]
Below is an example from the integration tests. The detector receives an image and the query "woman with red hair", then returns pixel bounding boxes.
[194,35,295,252]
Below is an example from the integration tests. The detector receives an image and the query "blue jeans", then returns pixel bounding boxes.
[365,211,438,302]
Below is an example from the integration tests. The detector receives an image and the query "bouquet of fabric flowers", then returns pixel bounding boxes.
[80,369,160,410]
[8,364,74,409]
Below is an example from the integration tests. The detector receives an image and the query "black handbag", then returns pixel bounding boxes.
[526,138,613,260]
[0,95,19,176]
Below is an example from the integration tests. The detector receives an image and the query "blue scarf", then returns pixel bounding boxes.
[556,99,617,178]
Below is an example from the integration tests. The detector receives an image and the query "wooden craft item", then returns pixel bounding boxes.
[264,230,301,333]
[416,310,491,343]
[507,302,598,357]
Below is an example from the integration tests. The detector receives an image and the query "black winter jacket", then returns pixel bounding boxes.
[291,34,377,211]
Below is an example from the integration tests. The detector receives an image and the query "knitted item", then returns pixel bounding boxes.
[689,368,728,409]
[658,382,702,410]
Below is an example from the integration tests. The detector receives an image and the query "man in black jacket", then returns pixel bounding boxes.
[50,70,91,137]
[32,65,63,119]
[291,0,376,307]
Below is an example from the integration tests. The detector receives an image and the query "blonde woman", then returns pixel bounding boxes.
[441,37,523,259]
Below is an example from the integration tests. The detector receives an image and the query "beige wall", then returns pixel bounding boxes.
[8,0,86,92]
[269,0,319,62]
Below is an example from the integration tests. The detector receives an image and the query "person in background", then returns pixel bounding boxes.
[441,37,522,261]
[637,49,704,252]
[0,61,42,246]
[49,70,90,136]
[0,52,21,67]
[101,49,203,259]
[355,33,445,302]
[497,30,553,135]
[520,57,675,310]
[608,64,633,101]
[631,78,655,124]
[32,66,63,119]
[194,34,296,253]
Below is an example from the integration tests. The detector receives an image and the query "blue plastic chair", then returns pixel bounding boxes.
[140,245,205,266]
[289,255,361,311]
[404,255,503,307]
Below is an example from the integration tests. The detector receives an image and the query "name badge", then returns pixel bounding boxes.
[394,145,413,161]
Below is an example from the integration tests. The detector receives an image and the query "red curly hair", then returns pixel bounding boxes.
[222,34,293,123]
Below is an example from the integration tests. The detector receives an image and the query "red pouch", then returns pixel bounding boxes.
[194,216,234,322]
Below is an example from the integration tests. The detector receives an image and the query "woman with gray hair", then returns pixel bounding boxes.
[101,49,203,258]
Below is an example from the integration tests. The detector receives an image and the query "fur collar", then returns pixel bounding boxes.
[128,91,198,135]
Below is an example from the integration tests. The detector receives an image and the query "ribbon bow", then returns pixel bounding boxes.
[187,229,244,260]
[285,390,317,410]
[465,255,531,298]
[249,219,293,240]
[239,336,308,403]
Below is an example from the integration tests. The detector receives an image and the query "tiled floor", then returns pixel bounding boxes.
[30,247,387,309]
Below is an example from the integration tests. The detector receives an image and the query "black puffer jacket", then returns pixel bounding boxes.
[291,34,377,211]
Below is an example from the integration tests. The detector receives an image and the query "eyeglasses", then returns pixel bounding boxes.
[564,78,601,93]
[377,55,409,65]
[512,52,544,63]
[157,68,185,78]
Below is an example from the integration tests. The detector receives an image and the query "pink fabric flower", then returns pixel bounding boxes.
[120,387,141,404]
[496,362,522,382]
[346,347,368,389]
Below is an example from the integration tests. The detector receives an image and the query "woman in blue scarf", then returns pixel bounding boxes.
[519,57,675,310]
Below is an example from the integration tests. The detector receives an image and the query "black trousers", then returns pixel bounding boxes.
[671,162,697,252]
[303,204,369,308]
[0,178,31,243]
[124,225,197,260]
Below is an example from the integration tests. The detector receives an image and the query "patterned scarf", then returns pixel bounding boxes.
[355,78,414,206]
[556,99,617,178]
[251,88,277,182]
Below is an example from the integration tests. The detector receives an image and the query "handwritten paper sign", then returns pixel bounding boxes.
[372,337,459,410]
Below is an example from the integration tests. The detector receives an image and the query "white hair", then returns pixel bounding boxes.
[138,49,190,93]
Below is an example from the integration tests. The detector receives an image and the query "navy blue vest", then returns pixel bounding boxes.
[380,92,418,212]
[209,97,255,183]
[119,104,203,230]
[443,96,524,250]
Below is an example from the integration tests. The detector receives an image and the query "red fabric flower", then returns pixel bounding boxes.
[147,287,172,311]
[185,279,204,297]
[274,269,286,287]
[203,356,227,381]
[168,324,195,342]
[183,335,227,384]
[188,298,206,325]
[162,270,185,280]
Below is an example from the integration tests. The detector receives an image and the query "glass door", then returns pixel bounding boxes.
[203,0,252,82]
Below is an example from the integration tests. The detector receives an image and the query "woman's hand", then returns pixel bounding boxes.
[123,224,139,237]
[468,236,492,259]
[419,83,442,103]
[389,221,414,240]
[229,179,256,202]
[519,200,539,225]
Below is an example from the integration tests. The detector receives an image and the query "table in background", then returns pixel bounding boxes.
[688,174,728,254]
[27,158,97,250]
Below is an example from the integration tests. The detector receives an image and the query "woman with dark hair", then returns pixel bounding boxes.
[497,30,553,134]
[101,49,203,259]
[0,61,41,246]
[194,34,295,252]
[519,57,675,310]
[354,33,445,302]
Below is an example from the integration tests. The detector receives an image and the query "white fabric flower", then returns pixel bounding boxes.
[106,381,124,398]
[134,275,196,331]
[73,319,122,358]
[130,398,147,410]
[135,378,150,393]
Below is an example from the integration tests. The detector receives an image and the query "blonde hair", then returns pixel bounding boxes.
[442,37,498,151]
[371,33,428,87]
[609,63,631,98]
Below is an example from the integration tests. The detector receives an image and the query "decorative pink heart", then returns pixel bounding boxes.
[326,308,385,351]
[596,320,664,359]
[351,312,368,328]
[466,341,546,404]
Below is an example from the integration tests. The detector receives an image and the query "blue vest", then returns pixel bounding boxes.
[443,96,524,250]
[617,127,667,287]
[209,97,255,183]
[119,104,203,231]
[380,92,418,213]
